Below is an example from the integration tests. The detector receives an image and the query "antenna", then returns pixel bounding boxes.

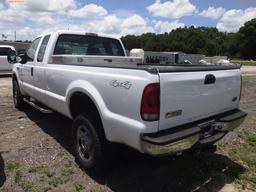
[14,31,16,42]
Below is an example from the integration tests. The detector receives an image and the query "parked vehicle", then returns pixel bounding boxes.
[0,45,16,73]
[129,49,205,65]
[7,31,247,172]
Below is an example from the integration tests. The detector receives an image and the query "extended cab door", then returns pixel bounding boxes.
[33,35,51,103]
[21,37,41,97]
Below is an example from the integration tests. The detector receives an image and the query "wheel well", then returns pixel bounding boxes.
[69,92,108,142]
[69,92,101,120]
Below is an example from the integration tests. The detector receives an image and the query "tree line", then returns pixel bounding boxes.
[121,19,256,60]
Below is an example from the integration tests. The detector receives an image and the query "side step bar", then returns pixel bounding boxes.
[23,98,53,114]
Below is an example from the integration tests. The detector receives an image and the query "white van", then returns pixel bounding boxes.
[0,45,16,73]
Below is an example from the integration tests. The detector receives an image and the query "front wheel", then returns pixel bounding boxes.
[72,113,115,172]
[13,80,24,110]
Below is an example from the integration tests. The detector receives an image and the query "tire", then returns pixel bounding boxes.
[13,80,24,110]
[72,113,114,173]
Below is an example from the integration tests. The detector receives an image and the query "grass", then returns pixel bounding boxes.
[19,181,35,192]
[228,130,256,189]
[4,158,77,191]
[29,165,55,178]
[231,60,256,66]
[48,177,63,188]
[5,162,37,191]
[74,182,85,192]
[14,169,23,184]
[244,132,256,147]
[5,162,22,173]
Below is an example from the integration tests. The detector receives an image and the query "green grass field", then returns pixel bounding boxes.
[231,60,256,66]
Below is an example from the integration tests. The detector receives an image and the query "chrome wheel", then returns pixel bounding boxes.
[76,125,94,162]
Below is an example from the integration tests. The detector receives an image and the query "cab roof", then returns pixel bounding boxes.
[36,30,121,41]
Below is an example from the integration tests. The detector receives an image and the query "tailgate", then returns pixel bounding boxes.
[159,69,241,131]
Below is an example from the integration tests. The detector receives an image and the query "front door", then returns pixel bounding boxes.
[21,37,41,98]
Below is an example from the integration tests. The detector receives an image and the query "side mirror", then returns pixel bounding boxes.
[7,50,18,64]
[7,50,26,64]
[18,54,27,64]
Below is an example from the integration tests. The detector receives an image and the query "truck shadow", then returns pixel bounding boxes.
[0,153,6,187]
[23,107,245,192]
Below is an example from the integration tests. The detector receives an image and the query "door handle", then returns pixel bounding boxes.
[104,59,112,63]
[31,67,34,76]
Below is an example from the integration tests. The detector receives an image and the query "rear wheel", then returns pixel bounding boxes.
[13,80,24,110]
[72,113,115,172]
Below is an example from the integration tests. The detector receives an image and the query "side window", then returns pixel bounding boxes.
[37,35,50,62]
[0,48,12,56]
[26,37,41,61]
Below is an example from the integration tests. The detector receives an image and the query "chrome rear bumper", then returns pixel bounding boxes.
[141,109,247,156]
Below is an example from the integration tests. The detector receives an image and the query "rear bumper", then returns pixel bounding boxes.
[141,109,247,156]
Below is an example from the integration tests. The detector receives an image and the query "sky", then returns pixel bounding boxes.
[0,0,256,40]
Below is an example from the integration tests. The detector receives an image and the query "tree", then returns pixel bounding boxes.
[238,19,256,60]
[121,18,256,59]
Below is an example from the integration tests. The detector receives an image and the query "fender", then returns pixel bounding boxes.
[66,80,107,120]
[12,64,25,95]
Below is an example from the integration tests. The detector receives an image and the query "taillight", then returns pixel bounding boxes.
[141,83,160,121]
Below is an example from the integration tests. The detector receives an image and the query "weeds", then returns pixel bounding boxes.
[29,165,55,178]
[14,169,22,184]
[74,182,85,192]
[48,177,63,188]
[228,131,256,189]
[5,162,21,173]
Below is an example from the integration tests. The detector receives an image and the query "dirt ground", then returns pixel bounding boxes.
[241,66,256,76]
[0,76,255,192]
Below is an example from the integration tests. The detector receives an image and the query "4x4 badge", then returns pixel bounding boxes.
[109,80,132,90]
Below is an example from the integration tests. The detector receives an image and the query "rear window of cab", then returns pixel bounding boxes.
[53,34,125,56]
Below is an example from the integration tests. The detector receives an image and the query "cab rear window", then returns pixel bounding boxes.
[53,34,125,56]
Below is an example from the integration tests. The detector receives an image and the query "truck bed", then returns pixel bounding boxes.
[137,64,241,73]
[50,55,241,74]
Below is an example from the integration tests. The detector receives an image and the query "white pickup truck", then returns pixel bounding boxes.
[7,30,247,172]
[0,45,16,73]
